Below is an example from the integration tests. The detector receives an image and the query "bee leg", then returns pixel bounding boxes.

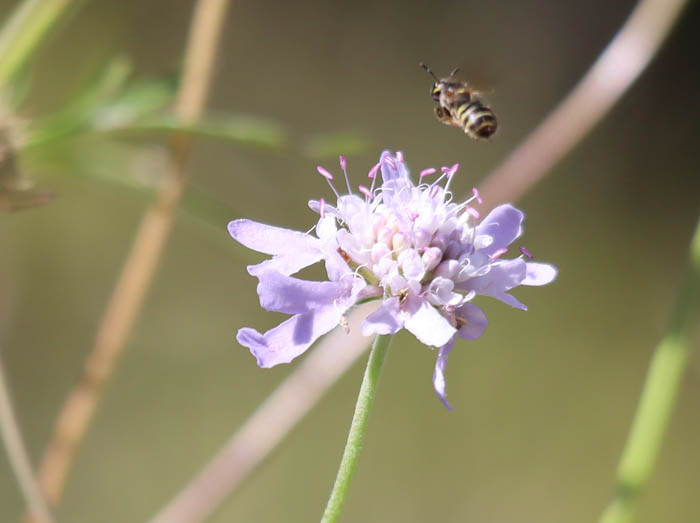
[434,106,452,125]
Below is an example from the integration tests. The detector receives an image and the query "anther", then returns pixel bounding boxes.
[466,206,480,219]
[519,247,533,259]
[491,248,508,259]
[420,168,436,179]
[317,165,339,198]
[316,165,333,180]
[358,185,374,200]
[441,163,459,178]
[339,156,352,194]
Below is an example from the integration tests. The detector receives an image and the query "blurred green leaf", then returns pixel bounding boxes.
[20,131,256,257]
[0,0,81,87]
[117,113,288,150]
[4,61,33,109]
[90,79,176,132]
[22,134,168,190]
[25,56,136,146]
[302,131,369,159]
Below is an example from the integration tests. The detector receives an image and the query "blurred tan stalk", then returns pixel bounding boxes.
[478,0,688,208]
[0,358,53,522]
[151,302,379,523]
[34,0,231,509]
[0,0,81,520]
[151,0,688,520]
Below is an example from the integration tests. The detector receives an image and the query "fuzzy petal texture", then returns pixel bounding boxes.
[523,262,558,286]
[475,204,524,256]
[237,305,344,368]
[361,297,403,336]
[403,296,457,347]
[255,270,354,314]
[433,337,457,410]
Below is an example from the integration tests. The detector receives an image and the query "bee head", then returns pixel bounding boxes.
[421,63,442,100]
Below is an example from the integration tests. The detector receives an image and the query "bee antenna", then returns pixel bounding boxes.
[449,66,460,77]
[420,62,438,81]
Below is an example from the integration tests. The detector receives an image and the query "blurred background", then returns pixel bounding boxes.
[0,0,699,521]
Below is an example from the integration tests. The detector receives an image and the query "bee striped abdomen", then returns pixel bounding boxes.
[421,63,498,141]
[458,101,497,140]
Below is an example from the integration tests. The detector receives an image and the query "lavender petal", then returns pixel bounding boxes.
[237,305,343,368]
[476,204,524,256]
[361,297,403,336]
[403,297,457,347]
[432,336,457,410]
[461,258,528,310]
[457,303,489,340]
[523,262,558,286]
[228,219,321,255]
[255,270,354,314]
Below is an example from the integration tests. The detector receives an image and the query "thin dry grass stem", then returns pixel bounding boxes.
[151,302,378,523]
[477,0,688,210]
[150,0,689,518]
[0,357,54,522]
[34,0,231,509]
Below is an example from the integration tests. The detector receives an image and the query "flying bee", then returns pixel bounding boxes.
[420,63,497,140]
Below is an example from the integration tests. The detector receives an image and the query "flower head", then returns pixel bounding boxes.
[229,151,557,409]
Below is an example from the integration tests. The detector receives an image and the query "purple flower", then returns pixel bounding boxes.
[229,151,557,409]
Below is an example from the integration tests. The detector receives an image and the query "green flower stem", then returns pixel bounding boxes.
[600,218,700,523]
[320,334,392,523]
[0,0,78,87]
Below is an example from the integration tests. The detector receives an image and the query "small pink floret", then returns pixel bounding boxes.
[339,155,347,170]
[316,166,334,180]
[420,168,436,179]
[368,162,381,179]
